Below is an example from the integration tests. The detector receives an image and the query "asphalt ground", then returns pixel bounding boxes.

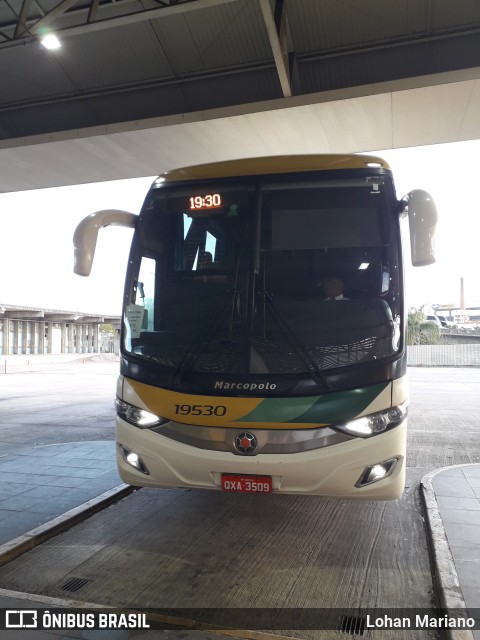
[0,359,479,639]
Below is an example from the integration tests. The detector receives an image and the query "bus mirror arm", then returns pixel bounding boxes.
[73,209,137,276]
[401,189,438,267]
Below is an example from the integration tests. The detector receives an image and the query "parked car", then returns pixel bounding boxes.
[426,315,443,328]
[436,314,450,327]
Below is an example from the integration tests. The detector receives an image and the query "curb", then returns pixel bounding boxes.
[0,483,136,568]
[421,465,477,640]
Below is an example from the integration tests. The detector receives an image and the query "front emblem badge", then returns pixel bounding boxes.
[234,431,257,455]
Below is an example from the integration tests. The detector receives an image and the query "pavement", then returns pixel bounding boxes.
[0,441,131,549]
[0,442,478,638]
[421,464,480,640]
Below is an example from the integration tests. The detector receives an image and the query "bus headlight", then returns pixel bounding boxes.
[116,398,167,428]
[332,401,408,439]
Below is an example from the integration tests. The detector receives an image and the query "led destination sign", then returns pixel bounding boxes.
[189,193,223,210]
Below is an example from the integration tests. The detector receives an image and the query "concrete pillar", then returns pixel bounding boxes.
[74,324,79,353]
[8,319,13,355]
[47,323,53,354]
[29,321,33,354]
[85,324,91,353]
[32,322,38,354]
[39,321,45,354]
[22,321,28,354]
[68,324,75,353]
[1,318,8,355]
[80,325,84,353]
[61,323,67,354]
[93,324,99,353]
[13,320,19,354]
[81,324,86,353]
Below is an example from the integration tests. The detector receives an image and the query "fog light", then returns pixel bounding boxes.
[355,459,397,487]
[119,445,150,475]
[369,464,388,481]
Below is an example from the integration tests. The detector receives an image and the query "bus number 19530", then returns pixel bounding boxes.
[174,404,227,417]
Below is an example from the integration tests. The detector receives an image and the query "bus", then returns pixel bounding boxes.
[74,154,437,500]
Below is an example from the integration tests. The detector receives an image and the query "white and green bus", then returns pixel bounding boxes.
[74,154,437,500]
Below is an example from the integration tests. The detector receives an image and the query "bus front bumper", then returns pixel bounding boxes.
[116,418,406,500]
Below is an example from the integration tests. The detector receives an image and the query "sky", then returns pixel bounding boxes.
[377,141,480,311]
[0,140,479,316]
[0,176,154,316]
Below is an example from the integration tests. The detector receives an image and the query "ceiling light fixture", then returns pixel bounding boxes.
[40,34,61,50]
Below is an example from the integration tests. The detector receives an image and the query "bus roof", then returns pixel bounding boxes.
[159,154,391,183]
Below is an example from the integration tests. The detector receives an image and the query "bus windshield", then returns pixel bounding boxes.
[123,174,402,384]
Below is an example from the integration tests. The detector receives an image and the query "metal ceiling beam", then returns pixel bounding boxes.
[64,0,242,35]
[0,0,136,39]
[0,0,243,47]
[1,0,18,39]
[29,0,84,35]
[13,0,33,38]
[259,0,291,97]
[300,23,480,64]
[26,0,241,41]
[0,58,275,112]
[87,0,100,23]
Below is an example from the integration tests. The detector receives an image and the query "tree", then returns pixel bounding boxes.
[407,306,442,345]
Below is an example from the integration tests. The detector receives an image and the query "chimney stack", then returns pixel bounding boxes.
[460,277,465,310]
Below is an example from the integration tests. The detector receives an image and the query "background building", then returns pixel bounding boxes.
[0,304,120,356]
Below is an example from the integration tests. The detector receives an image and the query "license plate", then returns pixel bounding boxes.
[221,474,272,494]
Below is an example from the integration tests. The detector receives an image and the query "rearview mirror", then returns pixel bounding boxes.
[402,190,438,267]
[73,209,137,276]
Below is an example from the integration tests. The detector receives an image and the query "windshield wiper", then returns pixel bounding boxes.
[169,296,233,385]
[170,254,243,384]
[261,291,329,390]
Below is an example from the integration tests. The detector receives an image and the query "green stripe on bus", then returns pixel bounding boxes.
[237,382,389,424]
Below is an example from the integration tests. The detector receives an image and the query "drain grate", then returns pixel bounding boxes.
[338,615,367,636]
[61,577,90,593]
